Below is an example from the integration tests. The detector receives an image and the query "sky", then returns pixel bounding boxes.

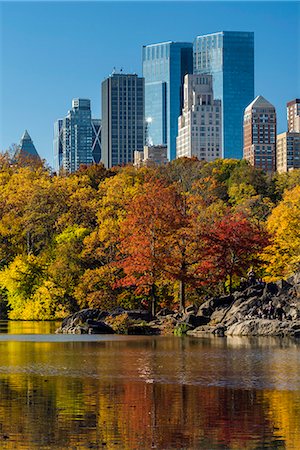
[0,1,299,166]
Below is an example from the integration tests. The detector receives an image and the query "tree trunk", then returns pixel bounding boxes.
[179,279,185,312]
[151,283,156,317]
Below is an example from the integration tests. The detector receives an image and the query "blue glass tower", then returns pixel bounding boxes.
[142,42,193,161]
[194,31,254,159]
[19,130,40,160]
[54,99,101,173]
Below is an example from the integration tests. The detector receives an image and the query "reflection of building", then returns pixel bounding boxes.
[101,73,145,168]
[277,132,300,173]
[243,95,276,172]
[176,74,222,161]
[287,99,300,133]
[194,31,254,159]
[142,41,193,161]
[18,130,41,160]
[134,145,168,168]
[54,99,100,173]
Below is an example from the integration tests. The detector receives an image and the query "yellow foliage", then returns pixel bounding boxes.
[263,186,300,280]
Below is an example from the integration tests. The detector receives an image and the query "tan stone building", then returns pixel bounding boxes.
[277,132,300,173]
[243,96,276,172]
[287,99,300,133]
[176,74,222,161]
[134,145,168,168]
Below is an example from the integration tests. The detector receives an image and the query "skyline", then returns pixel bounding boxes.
[0,1,299,166]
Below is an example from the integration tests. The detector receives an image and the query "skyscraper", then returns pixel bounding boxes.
[194,31,254,159]
[18,130,40,160]
[142,41,193,161]
[54,99,101,173]
[101,73,145,168]
[176,74,222,161]
[243,95,276,172]
[287,99,300,133]
[276,132,300,173]
[91,119,102,164]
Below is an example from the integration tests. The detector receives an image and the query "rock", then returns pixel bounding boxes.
[263,283,278,296]
[214,294,234,307]
[184,304,197,315]
[184,314,210,328]
[128,325,160,335]
[276,279,293,291]
[197,300,213,318]
[87,321,114,334]
[156,308,174,317]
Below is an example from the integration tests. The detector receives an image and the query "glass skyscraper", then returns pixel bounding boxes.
[142,41,193,161]
[101,73,144,169]
[54,99,101,173]
[194,31,254,159]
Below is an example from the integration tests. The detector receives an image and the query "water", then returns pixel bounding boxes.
[0,322,299,449]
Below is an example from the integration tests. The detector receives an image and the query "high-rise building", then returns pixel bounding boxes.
[134,145,168,168]
[243,96,276,172]
[101,73,144,168]
[194,31,254,159]
[142,41,193,161]
[18,130,40,160]
[287,99,300,133]
[176,74,222,161]
[54,99,101,173]
[91,119,102,164]
[276,132,300,173]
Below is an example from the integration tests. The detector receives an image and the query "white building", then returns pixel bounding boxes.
[176,74,222,161]
[134,145,168,168]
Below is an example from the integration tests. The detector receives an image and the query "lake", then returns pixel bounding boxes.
[0,321,299,449]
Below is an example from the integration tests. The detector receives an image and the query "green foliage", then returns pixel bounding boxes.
[174,323,190,336]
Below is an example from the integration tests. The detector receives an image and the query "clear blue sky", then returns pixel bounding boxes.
[0,1,299,166]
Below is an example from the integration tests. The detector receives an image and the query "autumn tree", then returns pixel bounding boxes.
[263,185,300,280]
[118,179,182,315]
[199,211,269,293]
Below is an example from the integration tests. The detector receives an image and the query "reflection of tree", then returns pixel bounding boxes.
[0,339,299,448]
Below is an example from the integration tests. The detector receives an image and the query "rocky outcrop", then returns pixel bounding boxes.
[56,273,300,337]
[188,273,300,338]
[56,308,153,334]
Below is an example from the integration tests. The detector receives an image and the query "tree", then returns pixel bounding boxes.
[118,179,182,315]
[200,211,269,293]
[263,186,300,280]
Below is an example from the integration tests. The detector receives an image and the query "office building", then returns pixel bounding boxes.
[142,41,193,161]
[54,99,101,173]
[277,132,300,173]
[18,130,40,160]
[134,145,168,168]
[243,95,276,172]
[101,73,144,168]
[194,31,254,159]
[91,119,102,164]
[287,99,300,133]
[176,74,222,161]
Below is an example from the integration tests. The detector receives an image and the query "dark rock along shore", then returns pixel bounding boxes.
[56,273,300,338]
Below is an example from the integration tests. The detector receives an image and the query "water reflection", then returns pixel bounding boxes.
[0,335,299,449]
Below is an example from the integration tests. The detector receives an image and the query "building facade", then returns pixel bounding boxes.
[243,96,276,172]
[176,74,222,161]
[18,130,40,160]
[194,31,254,159]
[134,145,168,168]
[101,73,144,168]
[287,99,300,133]
[54,99,101,173]
[142,41,193,161]
[277,132,300,173]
